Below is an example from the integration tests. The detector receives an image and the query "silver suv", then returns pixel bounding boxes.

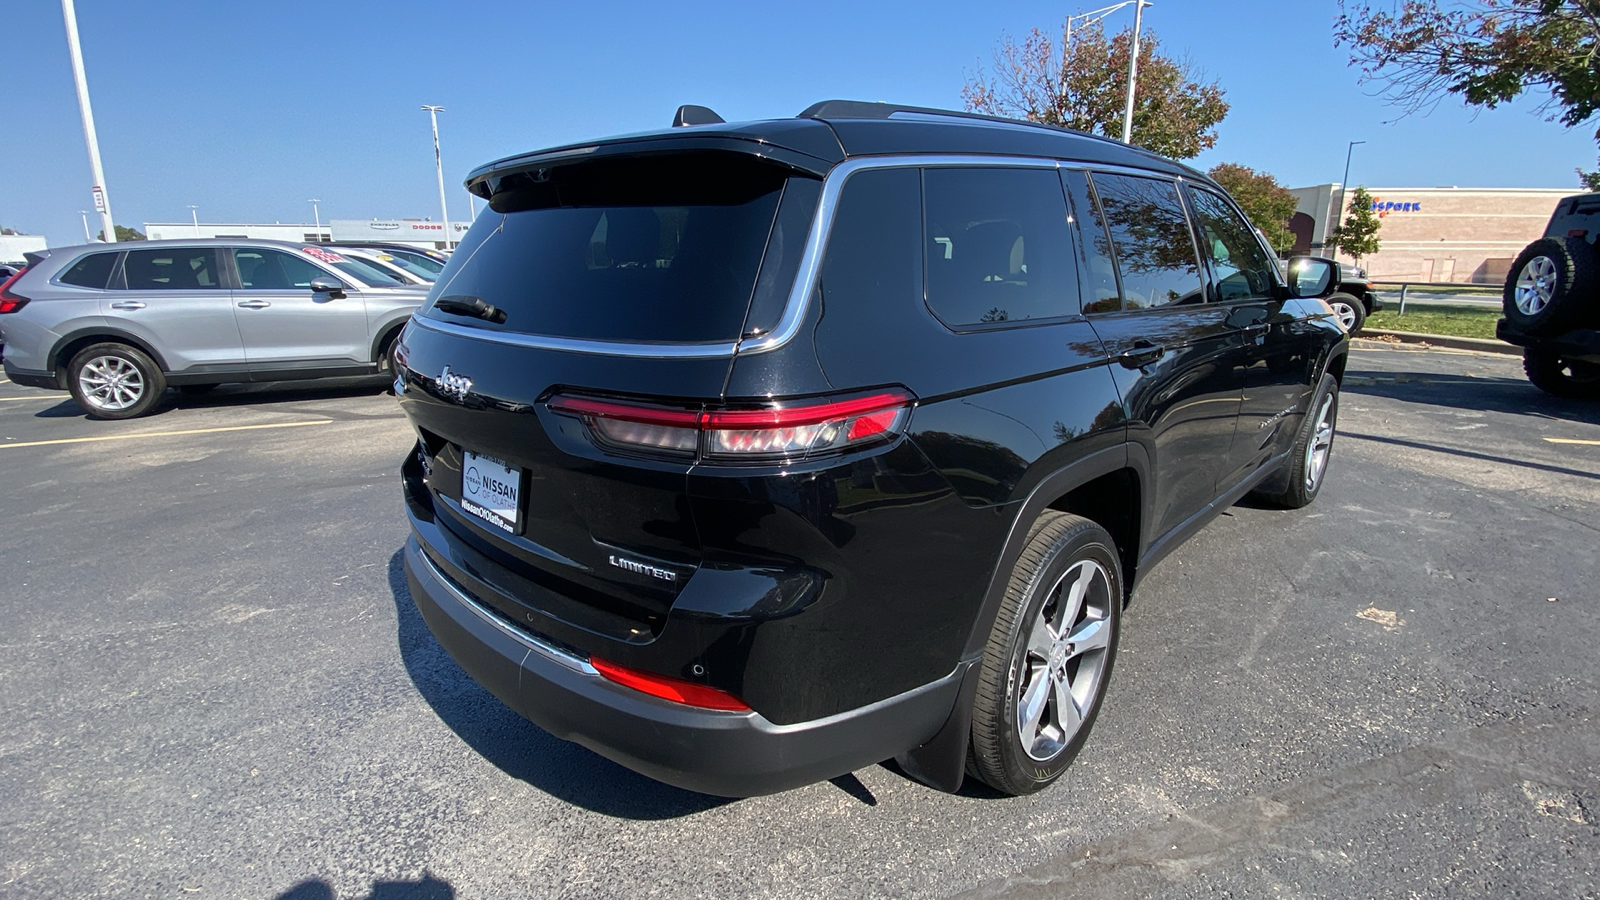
[0,239,426,418]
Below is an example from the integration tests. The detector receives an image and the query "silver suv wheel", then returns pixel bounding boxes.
[78,355,146,411]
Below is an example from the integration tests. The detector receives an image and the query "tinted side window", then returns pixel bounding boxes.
[121,248,223,291]
[1188,188,1278,302]
[57,252,118,289]
[1061,170,1121,314]
[233,249,330,289]
[923,167,1078,327]
[1091,173,1204,308]
[820,166,922,319]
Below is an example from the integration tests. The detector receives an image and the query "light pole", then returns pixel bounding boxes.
[188,205,200,238]
[308,199,322,242]
[1334,140,1366,256]
[78,210,91,243]
[421,106,452,249]
[60,0,115,243]
[1120,0,1150,144]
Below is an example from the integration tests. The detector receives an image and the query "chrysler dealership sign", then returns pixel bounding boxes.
[329,219,472,242]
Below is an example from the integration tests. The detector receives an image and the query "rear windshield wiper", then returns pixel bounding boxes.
[433,295,507,324]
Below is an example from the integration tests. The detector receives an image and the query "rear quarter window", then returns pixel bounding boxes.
[57,252,118,289]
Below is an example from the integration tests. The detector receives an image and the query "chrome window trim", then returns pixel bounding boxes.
[411,154,1199,358]
[415,545,599,676]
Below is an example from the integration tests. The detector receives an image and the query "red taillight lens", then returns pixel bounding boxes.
[549,389,914,461]
[591,657,751,711]
[0,268,28,314]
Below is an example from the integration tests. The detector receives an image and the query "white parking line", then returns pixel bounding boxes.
[0,419,330,450]
[1544,437,1600,446]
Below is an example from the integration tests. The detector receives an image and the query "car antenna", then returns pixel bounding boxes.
[672,105,725,127]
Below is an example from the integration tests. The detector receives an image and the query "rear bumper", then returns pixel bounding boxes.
[404,533,964,797]
[1,362,59,390]
[1496,320,1600,363]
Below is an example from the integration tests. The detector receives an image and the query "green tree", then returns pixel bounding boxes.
[95,225,146,242]
[1327,187,1382,265]
[1334,1,1600,190]
[1207,163,1299,253]
[961,20,1229,160]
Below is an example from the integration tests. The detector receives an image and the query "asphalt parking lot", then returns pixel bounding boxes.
[1,345,1597,900]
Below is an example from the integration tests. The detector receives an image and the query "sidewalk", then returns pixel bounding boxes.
[1354,328,1518,355]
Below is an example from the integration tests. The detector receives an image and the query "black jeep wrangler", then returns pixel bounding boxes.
[1497,192,1600,397]
[394,101,1349,797]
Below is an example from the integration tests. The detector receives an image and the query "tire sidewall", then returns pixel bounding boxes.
[1295,374,1339,505]
[1503,237,1595,334]
[68,343,166,419]
[993,529,1122,792]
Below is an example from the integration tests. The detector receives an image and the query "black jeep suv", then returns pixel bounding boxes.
[395,101,1348,797]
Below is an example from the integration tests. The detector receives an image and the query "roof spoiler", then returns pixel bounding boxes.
[672,104,725,127]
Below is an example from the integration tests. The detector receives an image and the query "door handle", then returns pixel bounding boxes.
[1243,322,1270,334]
[108,300,146,310]
[237,300,272,309]
[1117,341,1165,369]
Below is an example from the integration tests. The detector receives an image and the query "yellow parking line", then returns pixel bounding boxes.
[0,395,56,403]
[1544,437,1600,446]
[0,419,330,450]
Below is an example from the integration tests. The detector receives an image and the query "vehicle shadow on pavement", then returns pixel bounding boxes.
[28,380,391,419]
[386,550,731,819]
[274,873,454,900]
[1342,370,1600,427]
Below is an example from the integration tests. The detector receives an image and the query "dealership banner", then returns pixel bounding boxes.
[329,219,472,242]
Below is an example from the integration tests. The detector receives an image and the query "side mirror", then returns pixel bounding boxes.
[309,277,346,300]
[1286,256,1336,299]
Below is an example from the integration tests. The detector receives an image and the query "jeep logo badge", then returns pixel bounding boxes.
[438,366,472,402]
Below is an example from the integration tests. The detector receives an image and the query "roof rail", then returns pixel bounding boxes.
[796,99,1079,134]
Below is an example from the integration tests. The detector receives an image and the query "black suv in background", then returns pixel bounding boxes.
[395,101,1348,797]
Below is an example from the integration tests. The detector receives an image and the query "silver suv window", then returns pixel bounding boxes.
[57,252,118,289]
[234,248,328,289]
[118,248,224,291]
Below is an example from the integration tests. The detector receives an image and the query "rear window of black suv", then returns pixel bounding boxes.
[426,154,805,344]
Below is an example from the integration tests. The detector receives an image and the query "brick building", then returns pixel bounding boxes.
[1287,184,1575,284]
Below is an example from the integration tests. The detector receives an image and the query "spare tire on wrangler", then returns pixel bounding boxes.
[1503,236,1599,335]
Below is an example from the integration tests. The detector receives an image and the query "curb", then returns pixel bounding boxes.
[1354,328,1519,356]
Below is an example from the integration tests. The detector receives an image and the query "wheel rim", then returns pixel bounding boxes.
[1514,256,1557,315]
[78,355,146,411]
[1330,300,1358,331]
[1305,394,1336,491]
[1016,559,1113,762]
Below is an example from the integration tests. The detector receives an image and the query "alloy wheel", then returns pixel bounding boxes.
[1514,256,1556,315]
[1329,300,1359,331]
[78,356,146,411]
[1016,559,1113,762]
[1305,393,1335,491]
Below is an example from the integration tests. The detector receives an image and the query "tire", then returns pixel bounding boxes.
[1523,348,1600,399]
[1254,373,1338,509]
[969,512,1122,796]
[67,342,167,420]
[1503,237,1598,335]
[1325,292,1367,334]
[178,383,219,395]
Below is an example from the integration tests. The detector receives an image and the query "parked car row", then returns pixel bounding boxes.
[0,240,428,418]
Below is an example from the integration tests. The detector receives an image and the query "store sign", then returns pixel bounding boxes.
[91,186,106,213]
[329,219,473,241]
[1370,197,1421,217]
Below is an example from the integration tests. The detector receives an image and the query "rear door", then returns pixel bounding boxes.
[229,247,370,369]
[1067,170,1246,544]
[108,247,243,371]
[397,152,805,638]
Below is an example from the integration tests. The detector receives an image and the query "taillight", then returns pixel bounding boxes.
[591,657,751,711]
[548,389,914,462]
[0,268,28,314]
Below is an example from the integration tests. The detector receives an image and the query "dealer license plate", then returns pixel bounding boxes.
[460,450,521,534]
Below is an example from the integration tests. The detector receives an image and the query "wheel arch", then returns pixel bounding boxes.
[47,328,172,387]
[894,443,1147,794]
[369,313,414,366]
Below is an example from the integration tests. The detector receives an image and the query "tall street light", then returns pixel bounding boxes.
[188,205,200,238]
[1120,0,1151,144]
[60,0,115,243]
[1334,140,1366,256]
[421,106,452,249]
[308,199,322,242]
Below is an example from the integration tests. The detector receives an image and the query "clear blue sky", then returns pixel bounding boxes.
[4,0,1596,247]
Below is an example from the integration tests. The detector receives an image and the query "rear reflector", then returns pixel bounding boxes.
[549,389,914,461]
[591,657,751,711]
